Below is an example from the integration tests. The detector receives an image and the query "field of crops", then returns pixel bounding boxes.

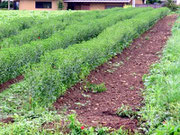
[0,10,74,25]
[0,7,178,134]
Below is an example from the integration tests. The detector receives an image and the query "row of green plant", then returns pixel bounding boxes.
[140,14,180,134]
[0,6,153,122]
[0,10,102,47]
[0,16,48,41]
[0,12,75,41]
[0,8,150,84]
[24,8,169,107]
[0,110,130,135]
[0,8,169,135]
[0,8,120,48]
[0,10,74,25]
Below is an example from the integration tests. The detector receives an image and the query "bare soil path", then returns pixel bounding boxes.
[54,15,177,131]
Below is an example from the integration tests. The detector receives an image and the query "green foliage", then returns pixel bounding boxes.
[84,81,107,93]
[0,16,45,41]
[0,11,100,48]
[0,110,64,135]
[0,111,129,135]
[0,1,13,8]
[145,36,150,40]
[0,8,150,84]
[164,0,179,11]
[116,104,137,118]
[58,0,64,10]
[67,114,128,135]
[24,8,169,107]
[0,8,171,135]
[0,10,76,42]
[140,15,180,134]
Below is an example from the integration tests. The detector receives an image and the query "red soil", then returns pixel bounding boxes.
[54,15,177,131]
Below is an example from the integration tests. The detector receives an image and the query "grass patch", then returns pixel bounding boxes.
[140,14,180,134]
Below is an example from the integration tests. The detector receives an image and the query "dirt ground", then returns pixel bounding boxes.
[54,15,177,131]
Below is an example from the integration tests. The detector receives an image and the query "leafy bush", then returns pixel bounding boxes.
[24,8,169,107]
[0,1,13,8]
[0,17,45,41]
[0,11,101,48]
[116,104,137,118]
[164,0,178,11]
[0,8,150,84]
[58,0,64,10]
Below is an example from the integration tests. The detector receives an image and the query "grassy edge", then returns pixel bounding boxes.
[139,14,180,134]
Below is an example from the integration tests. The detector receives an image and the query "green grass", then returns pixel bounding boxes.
[140,14,180,134]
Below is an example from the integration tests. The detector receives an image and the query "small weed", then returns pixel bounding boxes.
[74,102,86,107]
[112,61,124,67]
[131,72,137,76]
[126,56,131,61]
[106,68,116,73]
[106,61,124,73]
[83,80,107,93]
[130,86,134,90]
[116,104,137,118]
[87,82,107,93]
[108,61,113,65]
[145,36,150,40]
[82,93,91,98]
[113,62,121,67]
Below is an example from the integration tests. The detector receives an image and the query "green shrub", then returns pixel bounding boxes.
[58,0,64,10]
[164,0,178,11]
[24,8,169,106]
[0,8,150,84]
[0,17,45,41]
[0,10,107,48]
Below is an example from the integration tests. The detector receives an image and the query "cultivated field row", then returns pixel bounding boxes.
[1,7,178,134]
[0,8,151,84]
